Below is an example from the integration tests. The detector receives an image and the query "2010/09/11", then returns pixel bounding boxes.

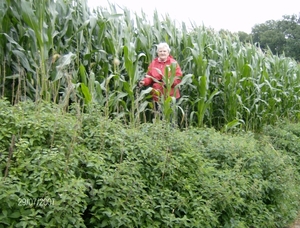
[18,198,55,207]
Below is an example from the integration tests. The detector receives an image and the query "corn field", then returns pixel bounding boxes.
[1,0,300,131]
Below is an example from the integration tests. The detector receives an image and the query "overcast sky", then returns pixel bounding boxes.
[88,0,300,33]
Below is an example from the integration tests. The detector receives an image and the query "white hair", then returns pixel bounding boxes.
[156,42,171,53]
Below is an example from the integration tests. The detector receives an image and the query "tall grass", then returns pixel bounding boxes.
[1,0,300,131]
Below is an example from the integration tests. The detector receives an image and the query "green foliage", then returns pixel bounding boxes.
[0,100,87,227]
[1,0,300,132]
[252,20,286,54]
[236,31,252,43]
[1,100,300,227]
[195,128,300,226]
[252,14,300,61]
[261,120,300,173]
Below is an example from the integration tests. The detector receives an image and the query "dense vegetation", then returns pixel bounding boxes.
[0,0,300,131]
[251,14,300,62]
[1,0,300,227]
[235,14,300,62]
[0,99,300,227]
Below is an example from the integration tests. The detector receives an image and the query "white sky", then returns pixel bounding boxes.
[88,0,300,33]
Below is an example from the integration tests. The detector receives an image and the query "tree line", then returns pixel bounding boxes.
[236,14,300,61]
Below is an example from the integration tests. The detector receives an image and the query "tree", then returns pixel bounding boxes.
[252,20,286,55]
[251,14,300,61]
[237,31,252,43]
[279,15,300,61]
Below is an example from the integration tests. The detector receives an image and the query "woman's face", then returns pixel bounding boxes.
[157,47,169,61]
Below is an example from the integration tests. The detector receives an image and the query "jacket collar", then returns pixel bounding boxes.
[157,55,173,63]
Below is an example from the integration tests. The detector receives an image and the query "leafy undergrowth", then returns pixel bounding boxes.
[0,99,300,228]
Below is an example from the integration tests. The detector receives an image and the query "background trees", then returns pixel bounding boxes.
[250,14,300,61]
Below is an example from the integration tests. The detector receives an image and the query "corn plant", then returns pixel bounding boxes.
[1,0,300,131]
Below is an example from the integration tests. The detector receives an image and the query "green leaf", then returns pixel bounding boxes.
[80,83,92,104]
[9,211,20,219]
[12,50,34,73]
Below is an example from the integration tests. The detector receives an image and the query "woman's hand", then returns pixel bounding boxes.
[138,80,145,87]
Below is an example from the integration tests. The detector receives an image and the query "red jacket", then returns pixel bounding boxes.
[142,55,183,101]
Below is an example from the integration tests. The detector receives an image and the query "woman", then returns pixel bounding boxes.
[139,42,183,102]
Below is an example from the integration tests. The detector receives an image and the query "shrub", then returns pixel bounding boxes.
[0,100,87,227]
[1,100,300,227]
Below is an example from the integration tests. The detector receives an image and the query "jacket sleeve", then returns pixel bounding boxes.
[172,62,183,87]
[142,62,154,86]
